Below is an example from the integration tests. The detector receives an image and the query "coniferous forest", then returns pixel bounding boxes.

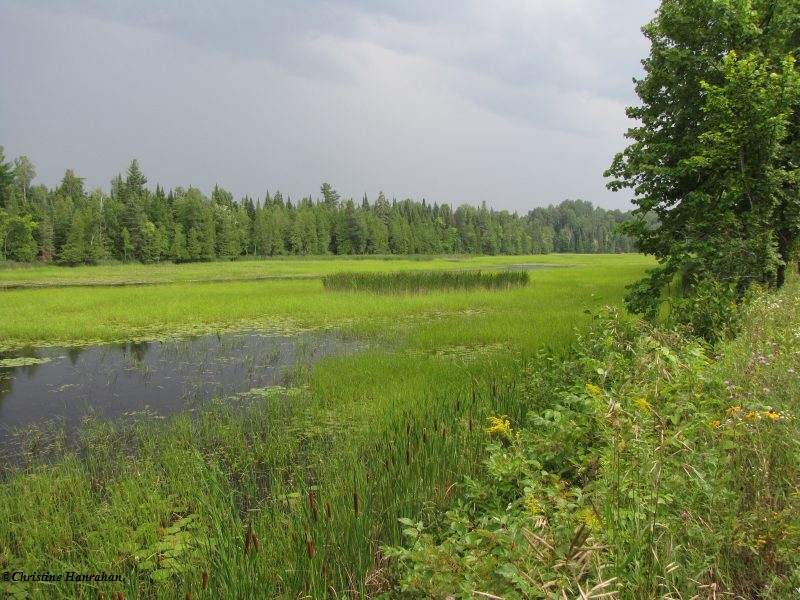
[0,151,635,265]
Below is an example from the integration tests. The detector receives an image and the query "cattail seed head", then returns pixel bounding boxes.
[306,537,315,559]
[353,491,360,517]
[308,489,318,521]
[244,522,253,554]
[201,572,209,590]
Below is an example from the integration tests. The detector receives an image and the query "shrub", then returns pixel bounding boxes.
[385,284,800,599]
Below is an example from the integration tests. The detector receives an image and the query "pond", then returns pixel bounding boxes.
[0,331,361,447]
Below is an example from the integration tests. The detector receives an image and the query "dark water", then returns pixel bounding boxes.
[0,331,359,444]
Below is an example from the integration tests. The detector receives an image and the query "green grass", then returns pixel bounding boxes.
[322,270,529,293]
[0,254,654,598]
[0,254,575,289]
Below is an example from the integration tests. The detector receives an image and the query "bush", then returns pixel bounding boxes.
[385,284,800,599]
[667,276,741,343]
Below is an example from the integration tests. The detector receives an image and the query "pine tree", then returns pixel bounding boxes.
[60,217,85,265]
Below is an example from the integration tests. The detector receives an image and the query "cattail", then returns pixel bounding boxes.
[353,491,360,517]
[422,430,427,443]
[201,572,209,590]
[308,489,318,522]
[325,502,332,519]
[244,522,253,554]
[185,593,193,600]
[306,537,315,559]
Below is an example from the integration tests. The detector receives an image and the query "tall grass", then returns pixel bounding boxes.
[387,281,800,598]
[322,270,529,294]
[0,255,653,598]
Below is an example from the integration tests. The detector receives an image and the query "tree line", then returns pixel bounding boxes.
[0,151,636,265]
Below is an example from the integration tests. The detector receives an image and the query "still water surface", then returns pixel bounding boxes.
[0,331,359,443]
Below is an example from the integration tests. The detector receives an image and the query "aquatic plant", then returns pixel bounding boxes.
[322,270,529,293]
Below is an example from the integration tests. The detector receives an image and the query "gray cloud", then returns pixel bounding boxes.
[0,0,659,210]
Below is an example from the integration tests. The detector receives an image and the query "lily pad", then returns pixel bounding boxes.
[0,356,52,368]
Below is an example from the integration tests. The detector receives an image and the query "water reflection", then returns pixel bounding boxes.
[0,331,359,445]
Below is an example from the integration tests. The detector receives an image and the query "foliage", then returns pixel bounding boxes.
[0,150,638,265]
[666,275,741,343]
[607,0,800,315]
[322,270,529,294]
[387,282,800,598]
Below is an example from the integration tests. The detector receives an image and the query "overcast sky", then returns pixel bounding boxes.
[0,1,659,211]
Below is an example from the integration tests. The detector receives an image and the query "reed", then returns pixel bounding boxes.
[322,269,529,293]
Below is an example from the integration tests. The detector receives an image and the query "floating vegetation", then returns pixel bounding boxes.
[322,270,529,294]
[0,356,53,368]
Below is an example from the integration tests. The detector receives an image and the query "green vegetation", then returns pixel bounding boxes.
[2,1,798,597]
[0,254,570,289]
[0,254,651,599]
[322,270,529,294]
[608,0,800,318]
[0,147,636,266]
[388,280,800,599]
[0,255,649,350]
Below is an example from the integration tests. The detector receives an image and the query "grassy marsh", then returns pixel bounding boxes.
[0,254,653,598]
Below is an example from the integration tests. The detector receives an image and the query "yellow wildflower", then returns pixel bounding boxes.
[709,419,721,429]
[765,410,781,421]
[525,495,542,517]
[745,410,760,421]
[633,397,652,413]
[585,384,603,398]
[577,508,601,532]
[486,416,512,439]
[726,405,742,417]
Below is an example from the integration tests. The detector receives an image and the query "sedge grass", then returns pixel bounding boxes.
[322,269,529,294]
[0,254,653,598]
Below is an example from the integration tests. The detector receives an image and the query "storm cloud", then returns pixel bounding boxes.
[0,1,658,210]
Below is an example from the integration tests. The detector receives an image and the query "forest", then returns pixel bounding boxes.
[0,152,635,265]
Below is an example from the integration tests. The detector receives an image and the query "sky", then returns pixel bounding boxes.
[0,1,660,211]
